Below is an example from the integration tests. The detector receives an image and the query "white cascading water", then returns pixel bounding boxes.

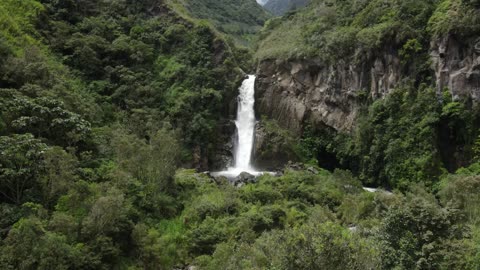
[256,0,268,6]
[234,75,256,170]
[213,75,262,178]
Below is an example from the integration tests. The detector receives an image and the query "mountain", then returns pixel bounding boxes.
[263,0,309,15]
[170,0,270,46]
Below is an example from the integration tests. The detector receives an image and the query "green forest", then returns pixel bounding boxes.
[1,0,480,269]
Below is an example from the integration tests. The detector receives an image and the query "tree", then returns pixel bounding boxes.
[0,91,92,148]
[40,147,78,208]
[0,217,46,269]
[0,134,47,204]
[0,217,84,270]
[112,128,180,189]
[379,188,466,269]
[206,221,380,270]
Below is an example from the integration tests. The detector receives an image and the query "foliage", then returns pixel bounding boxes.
[299,84,480,190]
[0,134,48,204]
[379,187,466,269]
[0,0,44,50]
[428,0,480,38]
[0,0,245,268]
[254,117,302,169]
[169,0,270,46]
[1,0,479,269]
[256,0,478,61]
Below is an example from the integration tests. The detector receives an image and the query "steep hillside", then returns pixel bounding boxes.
[263,0,309,15]
[254,0,480,187]
[0,0,247,267]
[169,0,270,46]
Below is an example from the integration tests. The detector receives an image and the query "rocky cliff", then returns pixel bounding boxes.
[255,35,480,136]
[432,36,480,101]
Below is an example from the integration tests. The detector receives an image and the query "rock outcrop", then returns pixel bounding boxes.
[255,51,401,134]
[431,35,480,101]
[255,35,480,135]
[233,172,257,187]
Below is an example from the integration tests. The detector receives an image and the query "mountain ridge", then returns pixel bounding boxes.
[169,0,270,46]
[263,0,309,15]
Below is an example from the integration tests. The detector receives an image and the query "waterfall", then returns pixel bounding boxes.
[212,75,262,178]
[234,75,256,170]
[256,0,268,5]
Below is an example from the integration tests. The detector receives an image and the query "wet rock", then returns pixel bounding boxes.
[210,120,236,170]
[273,171,284,177]
[233,172,257,187]
[285,161,304,171]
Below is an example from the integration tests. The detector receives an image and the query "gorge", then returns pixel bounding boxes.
[0,0,479,269]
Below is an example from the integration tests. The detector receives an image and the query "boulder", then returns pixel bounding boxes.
[233,172,257,187]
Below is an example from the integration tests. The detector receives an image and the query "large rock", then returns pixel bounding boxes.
[233,172,257,187]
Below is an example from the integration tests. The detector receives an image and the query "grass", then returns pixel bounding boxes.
[254,17,309,60]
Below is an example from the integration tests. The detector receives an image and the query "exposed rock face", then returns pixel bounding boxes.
[255,35,480,135]
[431,35,480,101]
[209,119,236,170]
[255,52,402,134]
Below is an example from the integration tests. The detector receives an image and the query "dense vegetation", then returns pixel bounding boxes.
[0,0,245,267]
[0,0,479,269]
[296,86,480,190]
[250,1,480,267]
[256,0,480,61]
[169,0,270,46]
[263,0,309,16]
[256,0,480,188]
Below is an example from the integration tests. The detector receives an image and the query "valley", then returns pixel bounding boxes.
[0,0,479,269]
